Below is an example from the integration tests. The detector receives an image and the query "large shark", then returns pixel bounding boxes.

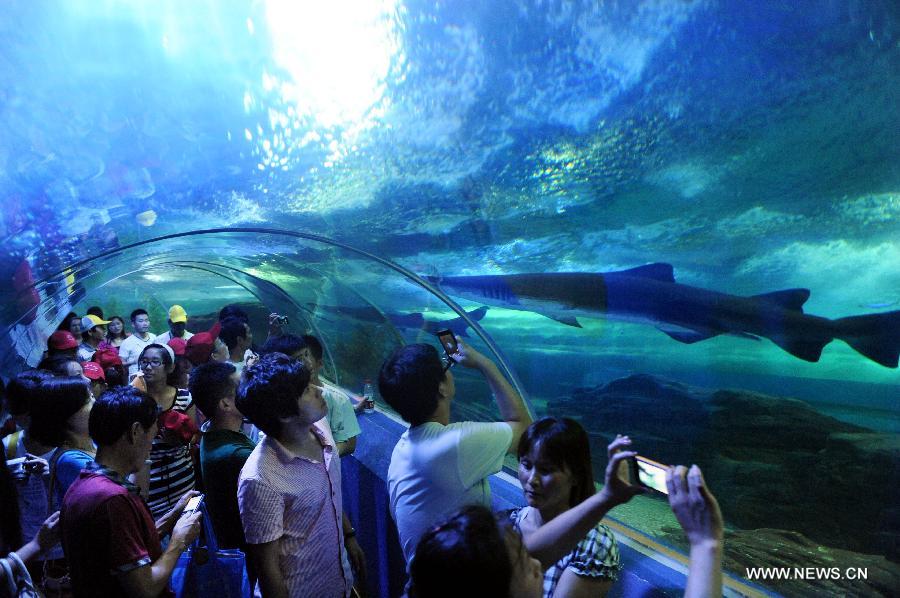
[309,303,489,337]
[425,263,900,368]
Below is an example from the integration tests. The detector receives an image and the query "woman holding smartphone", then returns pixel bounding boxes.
[510,417,626,597]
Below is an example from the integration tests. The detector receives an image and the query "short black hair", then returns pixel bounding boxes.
[57,312,79,332]
[130,308,149,322]
[300,335,324,361]
[410,505,515,598]
[189,361,237,419]
[259,333,304,358]
[219,317,249,352]
[37,355,81,377]
[236,352,310,439]
[87,306,104,318]
[5,370,53,416]
[89,386,159,447]
[378,344,444,427]
[28,376,92,446]
[218,304,249,324]
[104,365,126,388]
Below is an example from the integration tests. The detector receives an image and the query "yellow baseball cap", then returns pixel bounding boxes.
[81,314,111,330]
[168,305,188,323]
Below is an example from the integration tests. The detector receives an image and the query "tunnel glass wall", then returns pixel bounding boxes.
[1,1,898,595]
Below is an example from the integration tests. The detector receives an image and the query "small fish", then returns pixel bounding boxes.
[860,300,898,310]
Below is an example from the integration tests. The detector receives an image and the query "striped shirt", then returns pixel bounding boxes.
[147,388,195,519]
[509,506,621,597]
[238,421,351,598]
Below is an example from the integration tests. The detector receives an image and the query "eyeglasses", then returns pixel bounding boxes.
[139,358,164,369]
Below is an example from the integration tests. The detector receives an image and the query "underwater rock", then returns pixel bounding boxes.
[720,528,899,597]
[557,374,713,466]
[551,374,900,564]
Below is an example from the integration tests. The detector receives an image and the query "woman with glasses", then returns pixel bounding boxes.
[137,344,198,519]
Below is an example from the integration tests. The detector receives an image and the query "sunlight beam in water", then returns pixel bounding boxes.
[254,0,402,169]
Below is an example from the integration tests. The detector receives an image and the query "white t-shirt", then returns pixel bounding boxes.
[118,333,158,377]
[154,330,193,345]
[388,420,512,564]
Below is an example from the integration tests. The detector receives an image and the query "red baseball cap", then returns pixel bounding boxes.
[167,337,187,357]
[82,361,106,381]
[185,322,221,365]
[48,330,79,351]
[93,347,123,369]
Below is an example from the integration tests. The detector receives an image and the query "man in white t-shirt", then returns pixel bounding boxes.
[118,308,157,379]
[154,304,194,345]
[379,339,532,565]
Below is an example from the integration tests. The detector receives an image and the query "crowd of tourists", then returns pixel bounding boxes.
[1,302,723,597]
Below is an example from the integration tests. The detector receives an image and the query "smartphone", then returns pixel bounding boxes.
[184,494,204,514]
[628,456,670,494]
[436,329,458,355]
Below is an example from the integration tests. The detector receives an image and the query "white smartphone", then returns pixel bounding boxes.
[183,494,204,514]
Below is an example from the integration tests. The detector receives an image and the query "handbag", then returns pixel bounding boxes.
[42,450,72,598]
[171,504,250,598]
[1,551,40,598]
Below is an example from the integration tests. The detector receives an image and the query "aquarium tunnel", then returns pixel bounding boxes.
[1,1,898,597]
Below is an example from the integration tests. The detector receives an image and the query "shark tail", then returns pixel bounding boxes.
[833,310,900,368]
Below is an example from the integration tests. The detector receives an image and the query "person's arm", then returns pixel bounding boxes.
[332,392,360,457]
[154,490,200,537]
[454,338,532,451]
[524,446,643,568]
[246,540,287,598]
[336,437,357,457]
[551,573,613,598]
[666,465,723,598]
[342,512,366,588]
[118,510,202,598]
[13,511,60,563]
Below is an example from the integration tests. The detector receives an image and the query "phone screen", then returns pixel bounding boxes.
[632,456,669,494]
[436,329,458,355]
[184,495,203,513]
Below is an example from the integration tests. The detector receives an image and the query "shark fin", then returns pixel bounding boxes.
[751,289,810,312]
[543,314,582,328]
[466,306,489,321]
[833,310,900,368]
[657,327,720,344]
[769,335,831,363]
[453,307,489,337]
[615,263,675,283]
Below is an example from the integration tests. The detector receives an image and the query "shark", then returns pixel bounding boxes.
[309,303,489,337]
[425,263,900,368]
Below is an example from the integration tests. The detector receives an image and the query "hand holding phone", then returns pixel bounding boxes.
[6,456,26,479]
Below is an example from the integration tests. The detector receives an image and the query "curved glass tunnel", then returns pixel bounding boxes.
[1,1,899,596]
